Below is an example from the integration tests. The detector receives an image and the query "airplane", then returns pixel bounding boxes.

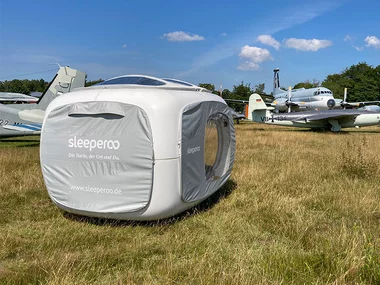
[231,110,246,123]
[271,68,380,112]
[247,93,380,132]
[0,92,39,104]
[0,66,86,138]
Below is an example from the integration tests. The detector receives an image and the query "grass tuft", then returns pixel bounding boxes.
[341,136,379,179]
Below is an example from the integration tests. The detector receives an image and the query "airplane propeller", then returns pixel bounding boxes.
[285,86,298,112]
[340,87,348,109]
[339,87,363,109]
[287,86,291,113]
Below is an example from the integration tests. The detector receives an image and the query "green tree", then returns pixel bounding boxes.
[232,81,252,99]
[0,78,48,94]
[253,83,265,94]
[85,79,104,87]
[198,83,215,92]
[294,79,320,89]
[2,79,30,94]
[225,82,253,112]
[221,88,231,99]
[322,62,380,101]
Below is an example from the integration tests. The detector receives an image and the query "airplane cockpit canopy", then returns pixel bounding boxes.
[314,90,333,96]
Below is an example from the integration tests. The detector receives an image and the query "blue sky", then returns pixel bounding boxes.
[0,0,379,93]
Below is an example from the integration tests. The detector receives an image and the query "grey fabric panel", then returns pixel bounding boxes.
[41,101,154,213]
[181,101,235,202]
[68,101,126,117]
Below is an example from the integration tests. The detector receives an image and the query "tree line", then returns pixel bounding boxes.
[0,62,378,107]
[0,77,105,94]
[0,78,48,94]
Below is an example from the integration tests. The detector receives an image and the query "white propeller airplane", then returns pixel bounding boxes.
[0,66,86,137]
[271,68,380,112]
[247,93,380,132]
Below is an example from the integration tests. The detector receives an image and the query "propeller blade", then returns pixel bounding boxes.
[287,86,292,113]
[342,87,348,109]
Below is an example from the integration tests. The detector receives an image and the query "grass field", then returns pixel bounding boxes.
[0,124,379,284]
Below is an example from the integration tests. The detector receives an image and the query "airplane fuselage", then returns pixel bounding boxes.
[0,104,42,137]
[253,110,380,131]
[272,87,338,112]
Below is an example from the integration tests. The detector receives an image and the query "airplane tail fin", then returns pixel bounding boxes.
[273,68,286,95]
[36,66,86,110]
[248,93,273,121]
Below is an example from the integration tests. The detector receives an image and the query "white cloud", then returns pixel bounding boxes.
[239,45,273,62]
[122,44,127,48]
[365,36,380,48]
[257,35,281,50]
[343,35,365,51]
[354,46,364,51]
[237,61,260,71]
[237,45,273,70]
[344,35,352,42]
[283,38,332,51]
[162,31,205,42]
[221,32,228,37]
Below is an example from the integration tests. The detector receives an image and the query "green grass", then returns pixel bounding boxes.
[0,123,379,284]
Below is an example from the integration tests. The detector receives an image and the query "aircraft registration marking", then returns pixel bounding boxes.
[0,119,9,126]
[259,116,287,122]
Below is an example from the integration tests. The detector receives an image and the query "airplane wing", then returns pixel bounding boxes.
[0,98,38,103]
[340,101,380,109]
[290,110,361,122]
[2,123,42,133]
[224,99,248,103]
[231,110,246,120]
[0,92,38,103]
[226,97,272,104]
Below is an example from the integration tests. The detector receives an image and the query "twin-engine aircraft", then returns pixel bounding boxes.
[271,68,380,112]
[0,66,86,137]
[247,94,380,132]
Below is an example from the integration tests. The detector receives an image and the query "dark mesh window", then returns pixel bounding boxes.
[181,102,235,203]
[204,119,218,180]
[97,76,166,86]
[204,113,230,181]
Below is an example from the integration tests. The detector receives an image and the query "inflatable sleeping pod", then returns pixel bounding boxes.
[40,75,236,220]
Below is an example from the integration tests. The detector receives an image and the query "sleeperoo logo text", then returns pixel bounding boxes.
[68,136,120,151]
[187,146,201,155]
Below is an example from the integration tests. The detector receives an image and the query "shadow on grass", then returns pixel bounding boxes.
[63,179,237,227]
[296,129,380,134]
[0,140,40,148]
[249,126,380,134]
[0,137,40,148]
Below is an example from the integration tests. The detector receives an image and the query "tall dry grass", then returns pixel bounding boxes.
[0,124,379,284]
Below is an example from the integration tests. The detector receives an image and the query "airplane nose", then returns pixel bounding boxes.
[327,99,336,109]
